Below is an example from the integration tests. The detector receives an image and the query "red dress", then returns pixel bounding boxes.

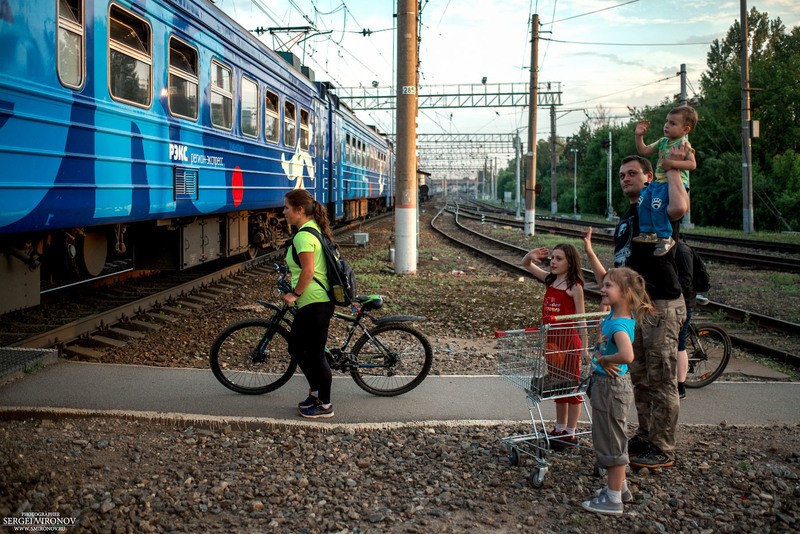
[542,283,583,405]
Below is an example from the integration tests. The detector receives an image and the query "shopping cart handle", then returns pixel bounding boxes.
[542,311,608,324]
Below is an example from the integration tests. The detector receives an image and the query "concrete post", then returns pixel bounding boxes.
[525,14,539,236]
[395,0,418,272]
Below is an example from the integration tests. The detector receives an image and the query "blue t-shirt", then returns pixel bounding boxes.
[591,312,636,376]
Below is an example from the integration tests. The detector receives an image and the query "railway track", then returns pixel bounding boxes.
[1,215,389,358]
[456,203,800,273]
[432,205,800,367]
[471,199,800,255]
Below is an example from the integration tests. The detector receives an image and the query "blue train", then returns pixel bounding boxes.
[0,0,394,314]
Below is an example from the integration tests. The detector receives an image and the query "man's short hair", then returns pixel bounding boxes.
[620,155,653,174]
[669,105,698,131]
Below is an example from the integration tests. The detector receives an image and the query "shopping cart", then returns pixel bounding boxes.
[496,311,607,488]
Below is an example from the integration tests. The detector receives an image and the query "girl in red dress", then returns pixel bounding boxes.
[522,243,586,449]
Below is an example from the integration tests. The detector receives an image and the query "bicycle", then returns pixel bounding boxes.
[209,264,433,397]
[684,297,732,388]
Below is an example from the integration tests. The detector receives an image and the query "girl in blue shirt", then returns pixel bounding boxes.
[583,267,654,515]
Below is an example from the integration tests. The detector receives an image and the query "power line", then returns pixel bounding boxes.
[544,0,640,26]
[540,37,713,46]
[562,74,679,106]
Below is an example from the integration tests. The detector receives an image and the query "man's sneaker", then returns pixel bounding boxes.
[678,382,686,400]
[581,491,624,515]
[695,294,710,306]
[630,446,674,469]
[299,403,334,419]
[633,233,658,243]
[594,485,634,504]
[627,435,650,456]
[653,237,674,256]
[298,394,319,411]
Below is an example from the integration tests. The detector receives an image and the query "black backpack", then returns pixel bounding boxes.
[690,246,711,293]
[291,227,357,306]
[677,241,711,294]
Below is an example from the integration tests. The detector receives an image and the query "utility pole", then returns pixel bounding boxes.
[395,0,418,273]
[550,104,557,214]
[483,157,488,199]
[740,0,754,234]
[492,158,500,200]
[515,132,522,220]
[525,14,539,235]
[570,148,578,216]
[679,63,687,105]
[606,132,613,220]
[679,63,694,228]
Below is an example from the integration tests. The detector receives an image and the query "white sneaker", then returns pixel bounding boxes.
[582,491,624,515]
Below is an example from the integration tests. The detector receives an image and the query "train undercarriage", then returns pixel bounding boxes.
[0,198,388,315]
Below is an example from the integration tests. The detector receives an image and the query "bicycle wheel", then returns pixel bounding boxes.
[209,319,297,395]
[349,323,433,396]
[685,323,731,388]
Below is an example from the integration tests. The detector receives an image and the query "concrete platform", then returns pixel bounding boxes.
[0,360,797,427]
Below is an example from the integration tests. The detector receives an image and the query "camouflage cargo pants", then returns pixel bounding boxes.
[630,298,686,459]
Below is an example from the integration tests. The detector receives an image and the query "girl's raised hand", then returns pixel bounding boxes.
[529,247,549,263]
[582,227,594,251]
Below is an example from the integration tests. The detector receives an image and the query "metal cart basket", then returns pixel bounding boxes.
[496,312,607,488]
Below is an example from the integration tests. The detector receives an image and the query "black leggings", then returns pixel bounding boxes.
[288,301,335,403]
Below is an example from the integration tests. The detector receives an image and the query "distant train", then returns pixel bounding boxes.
[0,0,394,314]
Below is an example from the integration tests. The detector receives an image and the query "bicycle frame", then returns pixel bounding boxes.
[210,264,433,397]
[258,264,425,371]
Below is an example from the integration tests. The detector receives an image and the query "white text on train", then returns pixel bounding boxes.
[169,143,189,162]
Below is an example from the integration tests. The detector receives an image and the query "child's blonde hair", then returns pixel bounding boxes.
[669,105,698,132]
[603,267,655,321]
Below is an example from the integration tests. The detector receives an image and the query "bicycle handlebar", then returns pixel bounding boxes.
[274,263,293,295]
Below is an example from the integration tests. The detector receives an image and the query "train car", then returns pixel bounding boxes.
[0,0,393,314]
[332,96,393,221]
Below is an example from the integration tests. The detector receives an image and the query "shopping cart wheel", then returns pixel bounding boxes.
[529,467,547,489]
[508,447,520,467]
[593,464,607,478]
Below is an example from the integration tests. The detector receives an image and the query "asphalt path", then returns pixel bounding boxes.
[0,361,798,426]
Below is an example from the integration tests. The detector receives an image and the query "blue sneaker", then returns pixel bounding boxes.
[298,394,319,411]
[299,403,334,419]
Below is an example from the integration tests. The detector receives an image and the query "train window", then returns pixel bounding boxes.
[345,134,350,162]
[168,37,198,120]
[284,100,296,148]
[210,60,233,130]
[58,0,84,88]
[299,108,310,151]
[109,4,152,106]
[241,76,259,138]
[265,90,279,143]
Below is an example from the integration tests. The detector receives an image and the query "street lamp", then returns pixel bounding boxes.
[570,148,578,216]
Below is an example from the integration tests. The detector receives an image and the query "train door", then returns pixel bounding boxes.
[332,113,344,220]
[313,96,328,204]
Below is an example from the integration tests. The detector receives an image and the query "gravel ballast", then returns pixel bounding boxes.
[1,206,798,532]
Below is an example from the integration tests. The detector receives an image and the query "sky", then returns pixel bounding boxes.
[215,0,800,172]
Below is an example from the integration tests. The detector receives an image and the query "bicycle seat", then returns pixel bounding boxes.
[355,294,383,311]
